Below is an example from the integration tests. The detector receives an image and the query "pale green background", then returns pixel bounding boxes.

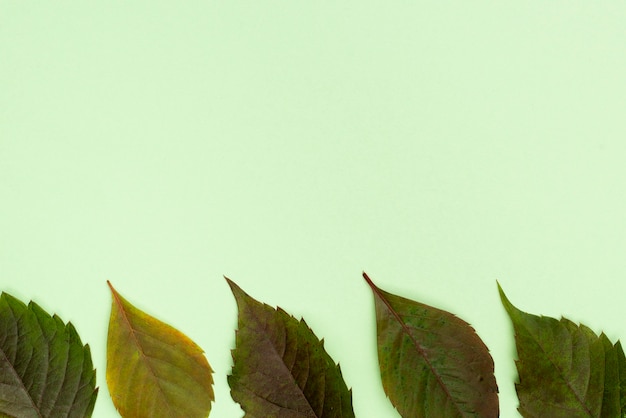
[2,3,626,417]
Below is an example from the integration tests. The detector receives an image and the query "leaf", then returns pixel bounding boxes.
[226,277,355,418]
[363,272,498,418]
[599,336,625,417]
[618,342,626,414]
[106,281,214,418]
[0,292,98,417]
[498,282,625,418]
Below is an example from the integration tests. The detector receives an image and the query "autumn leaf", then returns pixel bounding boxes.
[363,272,498,418]
[498,282,625,418]
[0,292,98,417]
[106,281,214,418]
[226,277,355,418]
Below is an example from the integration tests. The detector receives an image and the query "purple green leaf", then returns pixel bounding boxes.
[226,277,355,418]
[364,272,498,418]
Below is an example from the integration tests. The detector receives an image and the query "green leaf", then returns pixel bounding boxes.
[106,281,214,418]
[498,282,625,418]
[226,277,355,418]
[618,342,626,415]
[600,335,624,417]
[0,292,98,417]
[363,273,499,418]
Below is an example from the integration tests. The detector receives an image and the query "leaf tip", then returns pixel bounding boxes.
[496,280,506,302]
[497,282,521,318]
[106,280,116,294]
[224,276,237,292]
[225,277,248,305]
[362,271,376,288]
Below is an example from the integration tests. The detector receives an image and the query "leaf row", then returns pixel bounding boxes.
[0,273,623,418]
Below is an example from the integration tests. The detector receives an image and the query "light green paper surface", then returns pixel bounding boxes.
[2,3,626,417]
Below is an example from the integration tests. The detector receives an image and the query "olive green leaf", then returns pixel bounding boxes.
[106,281,214,418]
[364,272,498,418]
[226,277,355,418]
[498,282,625,417]
[0,292,98,417]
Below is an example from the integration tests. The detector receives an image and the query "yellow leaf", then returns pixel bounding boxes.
[106,281,214,418]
